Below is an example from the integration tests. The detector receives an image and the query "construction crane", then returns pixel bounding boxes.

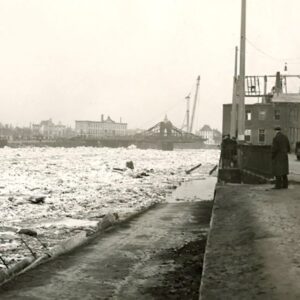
[189,75,201,133]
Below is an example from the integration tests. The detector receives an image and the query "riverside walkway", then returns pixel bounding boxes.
[0,185,213,300]
[200,181,300,300]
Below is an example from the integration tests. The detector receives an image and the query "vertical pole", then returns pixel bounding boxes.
[189,75,201,133]
[230,46,239,138]
[263,75,267,103]
[284,62,288,93]
[234,46,238,78]
[284,76,287,93]
[237,0,246,141]
[283,63,288,93]
[186,95,190,132]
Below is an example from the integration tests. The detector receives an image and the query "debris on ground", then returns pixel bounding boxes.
[126,161,134,170]
[28,196,46,204]
[185,163,202,174]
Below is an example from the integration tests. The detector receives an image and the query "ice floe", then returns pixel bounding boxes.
[0,147,219,267]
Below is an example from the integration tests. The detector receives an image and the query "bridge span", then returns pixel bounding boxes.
[82,119,206,150]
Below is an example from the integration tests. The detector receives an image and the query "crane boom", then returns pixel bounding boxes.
[189,75,200,133]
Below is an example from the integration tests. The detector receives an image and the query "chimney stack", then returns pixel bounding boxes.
[101,114,104,122]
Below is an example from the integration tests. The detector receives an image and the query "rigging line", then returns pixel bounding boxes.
[246,38,300,62]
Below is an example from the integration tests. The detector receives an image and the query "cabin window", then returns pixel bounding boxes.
[258,110,266,121]
[274,109,280,120]
[245,129,251,142]
[258,129,265,143]
[246,110,252,121]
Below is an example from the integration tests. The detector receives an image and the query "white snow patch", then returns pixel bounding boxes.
[37,218,99,229]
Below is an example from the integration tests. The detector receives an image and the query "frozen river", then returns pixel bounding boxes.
[0,147,219,267]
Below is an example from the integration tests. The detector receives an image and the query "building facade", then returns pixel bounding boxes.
[197,125,222,145]
[223,101,300,148]
[32,119,69,139]
[75,115,128,138]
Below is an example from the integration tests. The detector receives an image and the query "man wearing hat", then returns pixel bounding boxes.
[272,126,290,189]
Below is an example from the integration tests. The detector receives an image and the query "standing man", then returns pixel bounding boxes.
[221,135,231,168]
[272,126,290,189]
[230,136,238,167]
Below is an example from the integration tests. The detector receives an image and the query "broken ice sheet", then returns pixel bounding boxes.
[0,147,219,266]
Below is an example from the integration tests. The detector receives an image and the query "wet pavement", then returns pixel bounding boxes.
[200,183,300,300]
[0,179,215,300]
[289,154,300,182]
[167,177,216,203]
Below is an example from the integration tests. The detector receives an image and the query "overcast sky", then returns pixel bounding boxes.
[1,0,300,130]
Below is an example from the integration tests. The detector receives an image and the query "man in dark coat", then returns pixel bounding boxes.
[229,136,238,167]
[221,135,231,168]
[271,126,290,189]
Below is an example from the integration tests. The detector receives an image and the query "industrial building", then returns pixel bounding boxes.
[223,94,300,148]
[75,115,127,138]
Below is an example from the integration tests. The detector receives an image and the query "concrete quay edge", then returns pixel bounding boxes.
[198,184,219,300]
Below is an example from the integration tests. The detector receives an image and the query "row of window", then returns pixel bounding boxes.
[245,109,280,121]
[76,124,126,130]
[200,133,214,138]
[82,129,126,135]
[246,108,300,122]
[245,127,300,144]
[244,129,266,143]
